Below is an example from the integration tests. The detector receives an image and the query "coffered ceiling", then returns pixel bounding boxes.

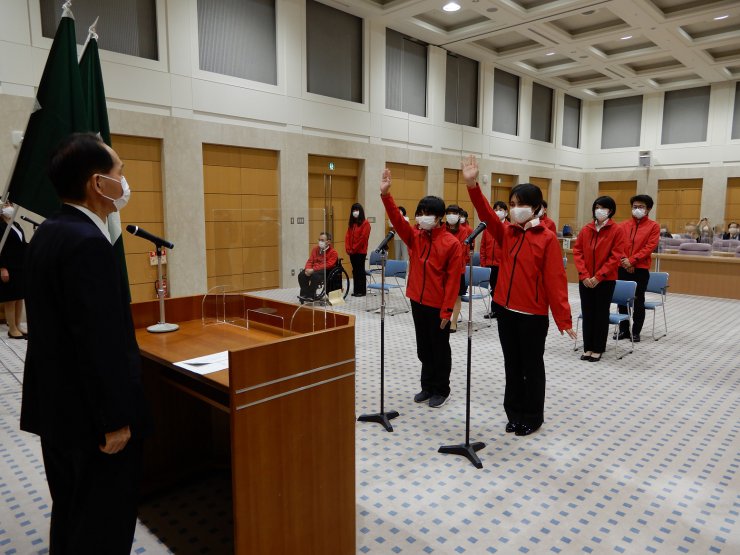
[323,0,740,99]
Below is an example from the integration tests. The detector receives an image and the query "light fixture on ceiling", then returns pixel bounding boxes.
[546,52,555,56]
[443,2,461,12]
[620,35,633,40]
[713,15,729,20]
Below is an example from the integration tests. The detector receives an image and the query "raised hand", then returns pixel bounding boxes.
[461,154,479,187]
[381,168,392,195]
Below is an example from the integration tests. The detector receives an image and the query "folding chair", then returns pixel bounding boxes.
[471,252,481,267]
[365,250,382,289]
[460,266,492,330]
[644,272,669,340]
[573,279,637,360]
[366,259,410,315]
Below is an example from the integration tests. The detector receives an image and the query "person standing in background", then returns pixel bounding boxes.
[723,222,739,240]
[345,203,371,297]
[538,201,558,235]
[444,204,469,333]
[480,201,508,319]
[0,202,28,339]
[393,206,410,261]
[21,133,151,554]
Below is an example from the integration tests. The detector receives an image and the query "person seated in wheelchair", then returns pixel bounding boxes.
[298,232,338,301]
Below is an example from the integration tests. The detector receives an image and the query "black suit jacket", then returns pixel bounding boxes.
[0,220,27,271]
[21,205,150,447]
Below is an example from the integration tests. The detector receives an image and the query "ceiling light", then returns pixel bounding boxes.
[620,35,633,40]
[713,15,729,20]
[443,2,461,12]
[545,52,555,56]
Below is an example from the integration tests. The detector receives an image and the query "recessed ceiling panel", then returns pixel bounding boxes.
[648,0,732,16]
[624,57,685,74]
[414,10,489,33]
[680,20,740,41]
[549,8,628,37]
[652,73,701,85]
[474,31,541,54]
[589,84,632,95]
[520,53,575,70]
[559,70,609,84]
[705,44,740,61]
[727,65,740,76]
[592,37,657,57]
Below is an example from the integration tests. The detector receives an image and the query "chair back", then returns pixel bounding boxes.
[472,252,481,267]
[464,266,491,288]
[384,259,407,279]
[611,280,637,307]
[368,250,382,267]
[646,272,669,294]
[677,242,711,256]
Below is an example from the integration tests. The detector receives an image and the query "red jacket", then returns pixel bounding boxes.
[541,214,557,235]
[480,220,508,267]
[382,193,463,320]
[305,245,338,272]
[345,220,371,254]
[620,216,660,269]
[446,224,471,272]
[573,220,625,282]
[468,184,572,331]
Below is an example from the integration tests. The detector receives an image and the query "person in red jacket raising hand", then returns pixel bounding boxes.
[345,203,371,297]
[615,195,660,342]
[464,155,575,437]
[381,168,463,409]
[573,196,625,362]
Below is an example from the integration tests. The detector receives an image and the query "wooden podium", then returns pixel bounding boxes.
[131,294,356,554]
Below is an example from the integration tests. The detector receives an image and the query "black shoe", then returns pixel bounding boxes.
[414,390,432,403]
[632,334,641,343]
[429,394,449,408]
[7,332,24,340]
[614,331,631,341]
[505,422,518,433]
[588,354,602,362]
[483,312,497,319]
[515,423,541,436]
[580,354,591,361]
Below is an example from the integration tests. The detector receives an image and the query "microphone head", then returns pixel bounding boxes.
[126,224,137,234]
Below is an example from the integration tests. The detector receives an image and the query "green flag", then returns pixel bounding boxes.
[80,28,131,301]
[7,6,89,216]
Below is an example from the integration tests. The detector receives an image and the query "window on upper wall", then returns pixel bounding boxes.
[306,0,363,103]
[386,29,427,117]
[40,0,158,60]
[731,82,740,140]
[661,86,711,144]
[601,95,643,149]
[562,94,581,148]
[197,0,276,85]
[493,69,519,135]
[445,52,478,127]
[530,82,554,143]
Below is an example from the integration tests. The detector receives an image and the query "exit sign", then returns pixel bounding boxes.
[328,162,335,171]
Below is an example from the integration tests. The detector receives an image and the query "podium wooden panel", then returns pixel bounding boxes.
[132,295,356,555]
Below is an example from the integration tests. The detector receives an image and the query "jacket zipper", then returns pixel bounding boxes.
[630,219,640,257]
[591,229,601,276]
[418,233,432,303]
[505,232,526,308]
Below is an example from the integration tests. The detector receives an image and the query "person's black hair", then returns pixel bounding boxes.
[509,183,543,214]
[541,200,548,208]
[349,202,365,226]
[461,209,468,218]
[398,206,407,216]
[592,196,617,220]
[729,221,739,228]
[48,132,113,201]
[319,231,332,242]
[630,194,654,210]
[445,204,461,215]
[415,196,446,218]
[492,200,508,211]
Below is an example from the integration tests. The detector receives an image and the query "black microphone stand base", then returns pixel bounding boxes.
[357,410,399,432]
[438,441,485,469]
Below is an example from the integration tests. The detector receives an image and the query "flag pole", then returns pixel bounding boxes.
[80,16,98,61]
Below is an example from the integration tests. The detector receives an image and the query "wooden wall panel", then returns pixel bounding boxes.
[529,177,550,204]
[559,180,578,229]
[443,169,475,227]
[598,180,637,223]
[490,172,517,206]
[726,177,740,225]
[111,135,164,303]
[657,178,703,234]
[385,163,427,258]
[204,144,279,293]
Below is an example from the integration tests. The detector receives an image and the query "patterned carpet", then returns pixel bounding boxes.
[0,283,738,554]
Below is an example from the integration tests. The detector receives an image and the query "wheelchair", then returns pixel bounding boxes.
[298,258,351,304]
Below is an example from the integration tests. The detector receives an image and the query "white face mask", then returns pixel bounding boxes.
[660,228,667,233]
[460,216,466,223]
[536,207,545,218]
[495,209,507,221]
[594,208,609,222]
[352,210,360,218]
[417,215,437,230]
[446,214,460,225]
[98,174,131,212]
[510,206,534,224]
[632,208,646,219]
[1,206,15,219]
[702,226,709,232]
[318,240,327,250]
[730,227,739,235]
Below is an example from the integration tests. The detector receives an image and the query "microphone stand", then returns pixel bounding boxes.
[357,247,399,432]
[147,244,179,333]
[438,241,485,468]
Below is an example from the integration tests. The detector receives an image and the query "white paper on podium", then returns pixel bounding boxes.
[174,351,229,375]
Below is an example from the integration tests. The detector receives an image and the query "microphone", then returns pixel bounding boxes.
[374,230,396,253]
[463,221,487,246]
[126,224,174,249]
[20,215,42,227]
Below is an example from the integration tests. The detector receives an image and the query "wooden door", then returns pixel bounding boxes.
[598,180,637,223]
[490,173,517,206]
[559,180,578,230]
[724,177,740,226]
[443,169,476,225]
[529,177,550,205]
[657,179,702,235]
[385,163,427,258]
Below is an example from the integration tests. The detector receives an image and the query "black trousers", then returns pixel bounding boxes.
[411,300,452,397]
[349,253,367,295]
[41,439,143,555]
[617,267,649,335]
[298,269,323,298]
[494,303,549,428]
[579,280,616,354]
[486,265,499,314]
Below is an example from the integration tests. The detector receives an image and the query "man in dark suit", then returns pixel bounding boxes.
[21,133,150,554]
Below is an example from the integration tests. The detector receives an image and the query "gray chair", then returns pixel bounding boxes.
[644,272,669,341]
[659,237,687,251]
[677,242,711,256]
[365,259,409,315]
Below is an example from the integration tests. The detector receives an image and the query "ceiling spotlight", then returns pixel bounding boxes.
[713,15,729,20]
[443,2,461,12]
[546,52,555,56]
[620,35,633,40]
